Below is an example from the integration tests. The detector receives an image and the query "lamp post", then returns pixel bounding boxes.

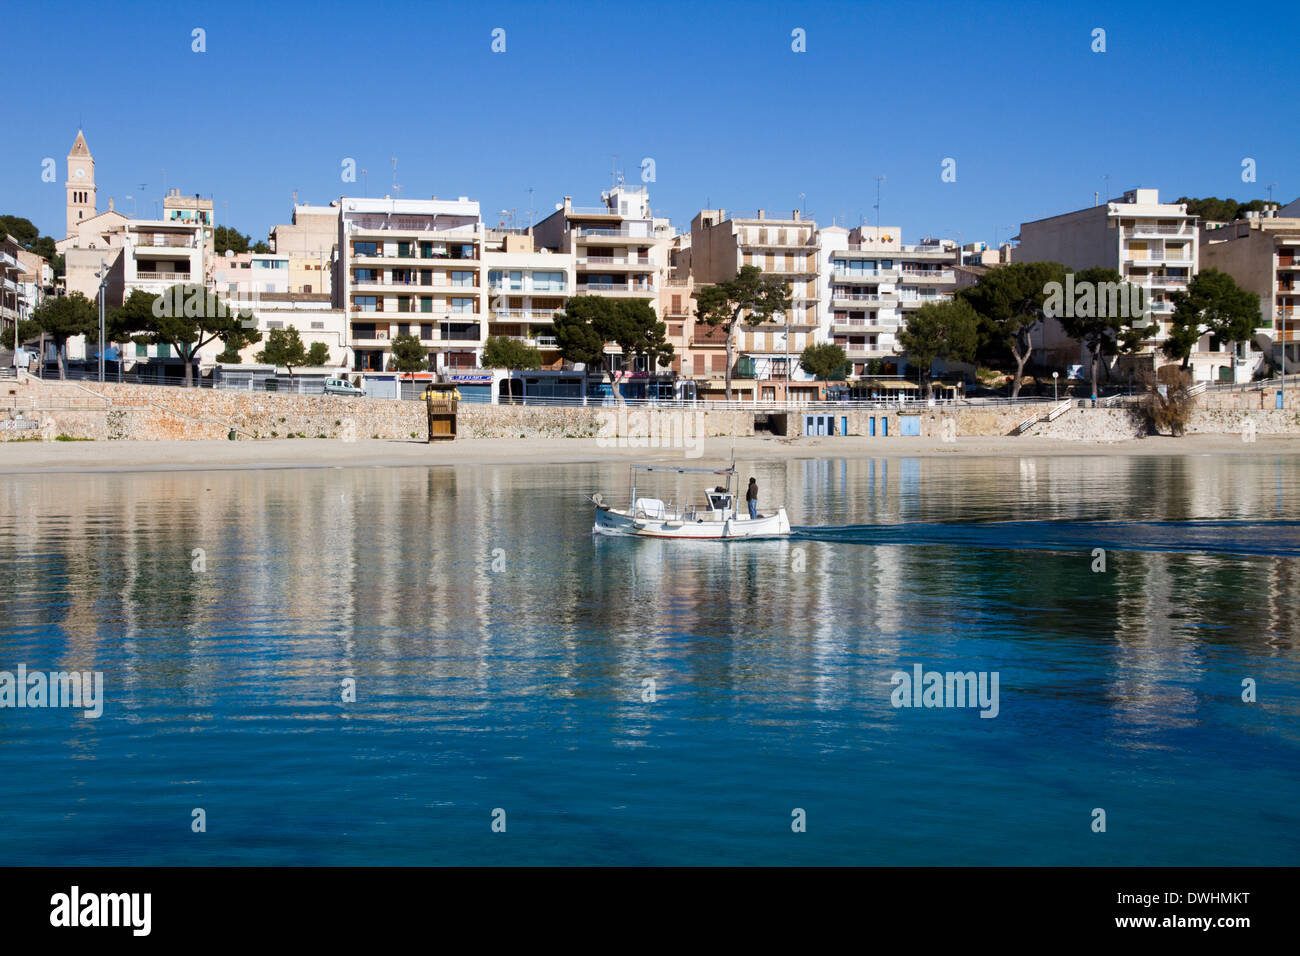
[95,259,109,383]
[1052,370,1059,401]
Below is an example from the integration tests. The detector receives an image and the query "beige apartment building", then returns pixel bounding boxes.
[688,208,820,400]
[532,184,673,378]
[1013,188,1248,381]
[270,203,340,294]
[337,197,486,373]
[1200,207,1300,373]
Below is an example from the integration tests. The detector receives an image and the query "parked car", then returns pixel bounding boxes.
[323,377,364,396]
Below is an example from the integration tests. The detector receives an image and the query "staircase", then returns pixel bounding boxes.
[1013,399,1073,435]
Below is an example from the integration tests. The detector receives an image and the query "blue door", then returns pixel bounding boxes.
[882,417,888,437]
[841,416,848,436]
[868,417,876,437]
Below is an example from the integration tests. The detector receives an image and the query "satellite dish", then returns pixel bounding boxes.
[224,250,234,258]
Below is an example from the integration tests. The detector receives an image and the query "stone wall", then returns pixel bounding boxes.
[5,375,1300,443]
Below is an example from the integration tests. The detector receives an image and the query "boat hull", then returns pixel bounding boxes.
[593,506,791,539]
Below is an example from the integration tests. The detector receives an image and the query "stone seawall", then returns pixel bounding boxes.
[4,377,1300,443]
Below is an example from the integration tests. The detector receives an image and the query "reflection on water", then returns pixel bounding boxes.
[1,453,1298,865]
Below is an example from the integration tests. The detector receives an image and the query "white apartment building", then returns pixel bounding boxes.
[818,225,958,377]
[483,231,574,365]
[337,197,486,373]
[1015,188,1235,380]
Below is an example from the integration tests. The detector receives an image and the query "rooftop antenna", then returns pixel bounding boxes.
[1102,174,1111,201]
[528,186,535,228]
[391,158,401,197]
[874,175,886,230]
[1094,191,1099,207]
[1267,183,1278,203]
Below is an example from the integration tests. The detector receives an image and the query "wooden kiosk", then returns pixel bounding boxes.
[425,383,460,442]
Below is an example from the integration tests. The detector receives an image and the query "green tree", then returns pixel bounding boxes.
[251,240,272,254]
[1176,197,1269,223]
[258,326,311,379]
[799,342,849,381]
[895,299,980,398]
[30,292,96,379]
[1162,268,1261,370]
[215,345,243,364]
[0,215,41,248]
[387,332,429,373]
[553,296,612,369]
[306,341,331,366]
[213,226,253,256]
[1053,267,1146,399]
[551,297,673,400]
[603,299,674,378]
[112,285,259,386]
[695,265,792,401]
[482,334,542,371]
[959,261,1066,397]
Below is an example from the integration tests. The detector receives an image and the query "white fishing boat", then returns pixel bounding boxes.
[589,463,791,539]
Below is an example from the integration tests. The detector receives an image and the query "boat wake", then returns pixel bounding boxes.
[790,519,1300,558]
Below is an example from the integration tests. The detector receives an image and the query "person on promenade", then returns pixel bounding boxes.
[746,477,759,519]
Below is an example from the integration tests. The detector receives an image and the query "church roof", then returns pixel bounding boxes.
[69,130,91,158]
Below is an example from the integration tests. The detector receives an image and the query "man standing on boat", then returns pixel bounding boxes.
[746,477,759,519]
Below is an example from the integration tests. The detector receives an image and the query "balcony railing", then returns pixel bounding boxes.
[575,226,653,238]
[577,282,656,294]
[1125,225,1192,236]
[130,234,195,248]
[135,271,192,281]
[577,256,654,266]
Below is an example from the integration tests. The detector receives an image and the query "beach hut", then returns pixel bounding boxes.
[425,383,460,441]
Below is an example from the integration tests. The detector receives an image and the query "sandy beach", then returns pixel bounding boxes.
[2,433,1298,474]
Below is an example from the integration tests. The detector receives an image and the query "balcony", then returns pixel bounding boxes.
[576,256,654,268]
[576,282,656,296]
[898,297,944,309]
[833,269,899,284]
[1141,275,1191,288]
[1124,225,1193,237]
[491,308,562,322]
[833,321,890,334]
[899,268,955,283]
[134,271,193,282]
[130,234,196,248]
[574,226,654,240]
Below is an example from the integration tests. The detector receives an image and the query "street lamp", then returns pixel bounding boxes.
[1052,370,1059,401]
[94,260,110,382]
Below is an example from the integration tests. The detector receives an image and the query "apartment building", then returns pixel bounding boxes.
[203,294,348,369]
[337,197,485,373]
[483,230,573,368]
[215,252,292,297]
[819,225,958,378]
[533,184,672,376]
[269,203,340,294]
[1,234,25,347]
[1200,206,1300,373]
[1014,188,1233,379]
[689,207,820,399]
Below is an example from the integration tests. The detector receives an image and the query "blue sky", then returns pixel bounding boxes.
[4,0,1293,246]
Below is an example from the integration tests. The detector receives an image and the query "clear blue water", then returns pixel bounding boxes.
[1,453,1298,865]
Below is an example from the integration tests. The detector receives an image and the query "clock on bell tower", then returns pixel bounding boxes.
[65,129,96,238]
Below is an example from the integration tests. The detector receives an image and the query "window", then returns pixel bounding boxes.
[353,268,378,283]
[532,271,564,292]
[397,241,413,258]
[267,321,284,330]
[420,323,433,340]
[354,241,378,257]
[354,295,378,312]
[311,322,324,330]
[451,270,474,287]
[397,296,412,312]
[420,296,433,313]
[136,342,148,357]
[450,297,475,314]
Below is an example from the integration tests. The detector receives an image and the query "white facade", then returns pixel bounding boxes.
[338,197,485,373]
